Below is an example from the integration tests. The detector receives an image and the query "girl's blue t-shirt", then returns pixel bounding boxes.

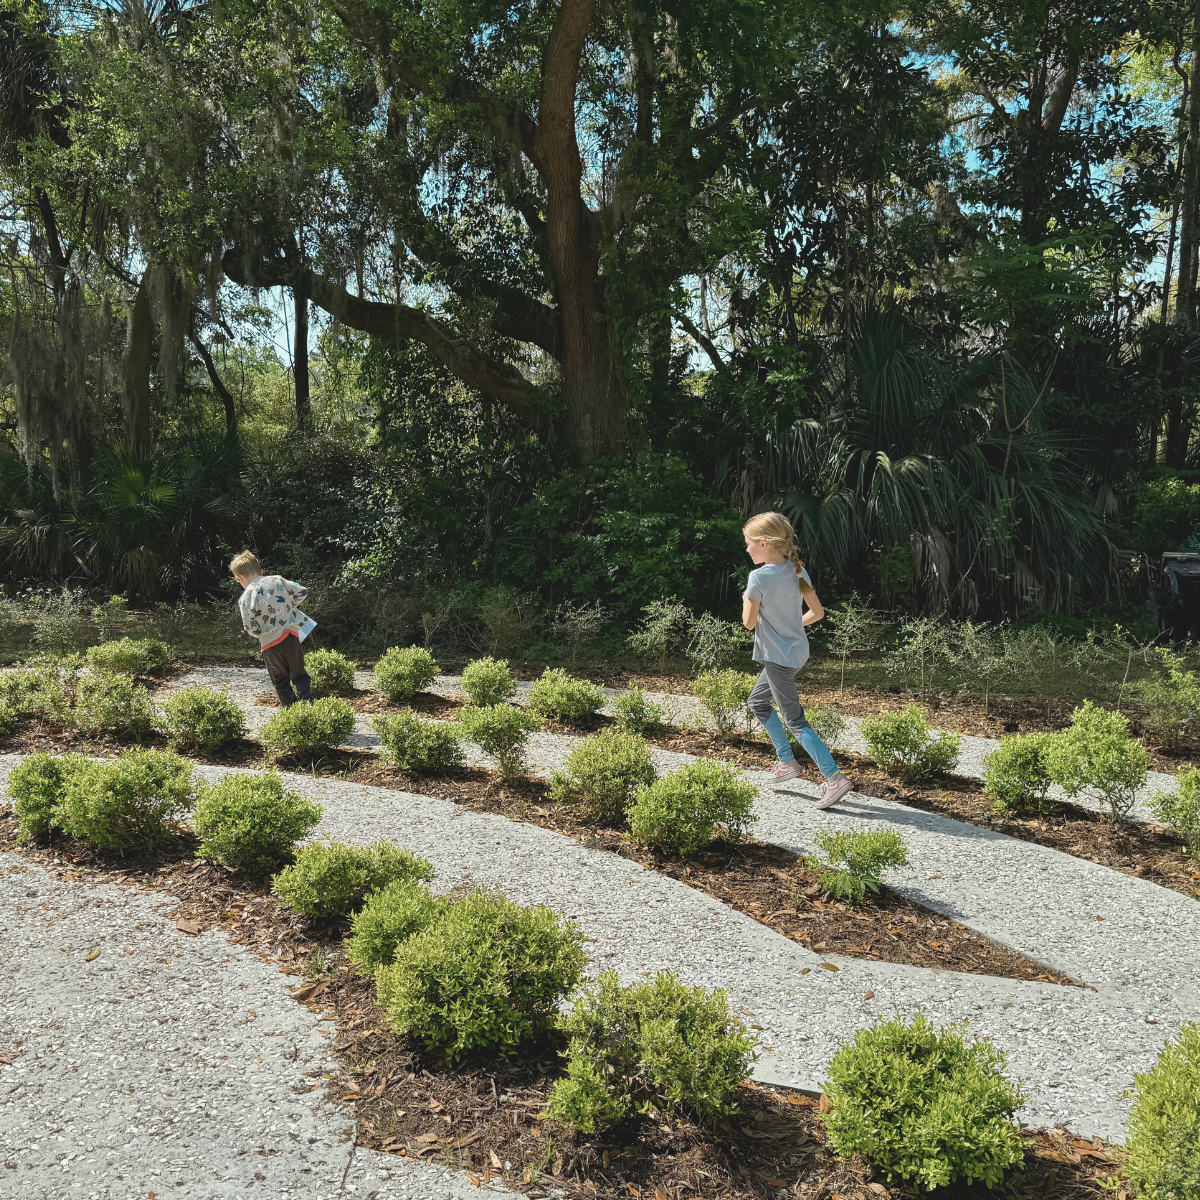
[744,562,811,669]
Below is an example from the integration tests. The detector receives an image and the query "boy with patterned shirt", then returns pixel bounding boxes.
[229,550,315,707]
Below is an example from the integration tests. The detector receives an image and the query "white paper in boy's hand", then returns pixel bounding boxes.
[297,616,317,642]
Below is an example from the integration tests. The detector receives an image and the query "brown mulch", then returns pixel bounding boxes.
[0,808,1120,1200]
[252,687,460,719]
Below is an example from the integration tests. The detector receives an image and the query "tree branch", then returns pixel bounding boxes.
[188,307,237,437]
[674,309,727,372]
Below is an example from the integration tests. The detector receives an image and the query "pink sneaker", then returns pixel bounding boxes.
[814,775,853,810]
[771,760,803,783]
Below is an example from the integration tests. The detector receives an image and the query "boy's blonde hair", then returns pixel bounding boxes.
[743,512,818,600]
[229,550,261,578]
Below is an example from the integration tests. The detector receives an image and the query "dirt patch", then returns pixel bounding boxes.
[252,688,461,719]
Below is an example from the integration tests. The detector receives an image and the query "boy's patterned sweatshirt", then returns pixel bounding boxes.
[237,575,311,650]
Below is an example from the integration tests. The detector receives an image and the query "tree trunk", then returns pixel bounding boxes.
[1178,3,1200,328]
[123,274,154,454]
[649,310,670,409]
[293,288,311,432]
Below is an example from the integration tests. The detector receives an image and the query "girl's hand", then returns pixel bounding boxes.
[742,595,760,631]
[803,591,825,626]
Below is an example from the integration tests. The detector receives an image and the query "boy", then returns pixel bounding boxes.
[229,551,316,707]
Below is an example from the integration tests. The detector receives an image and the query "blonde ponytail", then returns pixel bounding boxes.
[742,512,818,601]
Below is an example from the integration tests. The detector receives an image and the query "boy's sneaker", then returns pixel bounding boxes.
[814,775,853,810]
[771,760,803,783]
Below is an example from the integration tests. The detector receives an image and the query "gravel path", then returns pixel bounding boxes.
[0,849,513,1199]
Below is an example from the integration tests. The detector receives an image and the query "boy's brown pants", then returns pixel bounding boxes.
[261,633,311,706]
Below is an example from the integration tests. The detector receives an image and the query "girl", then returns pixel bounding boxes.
[742,512,854,810]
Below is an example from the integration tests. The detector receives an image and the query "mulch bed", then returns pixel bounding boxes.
[0,809,1121,1200]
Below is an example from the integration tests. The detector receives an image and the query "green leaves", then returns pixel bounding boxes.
[860,705,961,783]
[805,829,909,904]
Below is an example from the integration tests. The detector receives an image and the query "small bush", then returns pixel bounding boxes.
[982,733,1056,815]
[346,879,449,971]
[85,637,170,676]
[192,772,323,876]
[805,702,847,749]
[260,697,356,758]
[0,657,77,721]
[374,646,439,701]
[457,703,542,781]
[547,969,757,1133]
[685,612,753,672]
[273,839,434,922]
[806,829,909,903]
[821,1012,1026,1190]
[1130,647,1200,750]
[460,656,518,706]
[611,687,664,734]
[9,752,83,842]
[1043,700,1150,822]
[158,686,247,751]
[692,669,756,736]
[57,749,195,852]
[1124,1023,1200,1200]
[1149,767,1200,863]
[372,710,463,774]
[629,760,757,857]
[549,730,657,824]
[626,597,692,674]
[305,648,357,696]
[860,705,961,782]
[528,668,605,723]
[73,672,157,737]
[374,888,585,1057]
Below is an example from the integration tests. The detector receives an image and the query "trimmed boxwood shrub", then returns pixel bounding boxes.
[260,697,356,758]
[305,648,357,696]
[460,657,518,707]
[527,668,604,723]
[272,839,435,922]
[547,969,758,1133]
[374,888,585,1057]
[692,669,756,735]
[860,705,961,782]
[821,1012,1026,1190]
[1150,767,1200,863]
[549,729,657,824]
[628,760,756,856]
[73,672,157,737]
[982,732,1056,815]
[345,879,449,971]
[85,637,170,676]
[457,703,542,781]
[372,711,463,774]
[158,686,247,752]
[611,687,663,735]
[8,752,83,843]
[374,646,439,701]
[1044,701,1150,822]
[192,772,322,876]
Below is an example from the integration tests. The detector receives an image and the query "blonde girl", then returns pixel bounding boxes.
[742,512,853,809]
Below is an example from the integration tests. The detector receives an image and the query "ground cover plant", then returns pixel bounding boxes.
[374,646,439,701]
[629,760,757,856]
[85,637,170,675]
[158,685,247,751]
[273,839,435,922]
[692,669,755,736]
[528,667,605,723]
[860,705,961,782]
[821,1012,1027,1190]
[457,703,541,780]
[192,772,323,876]
[548,728,657,824]
[305,648,357,695]
[372,710,463,774]
[1044,701,1150,822]
[459,656,518,706]
[805,829,909,903]
[261,696,356,758]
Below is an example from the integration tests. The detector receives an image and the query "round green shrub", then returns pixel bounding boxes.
[0,657,79,721]
[805,829,909,903]
[305,648,357,696]
[860,705,961,782]
[192,772,323,876]
[549,729,657,824]
[372,710,463,774]
[1043,700,1150,822]
[73,672,157,737]
[272,839,435,922]
[692,669,756,735]
[158,686,247,752]
[805,701,847,749]
[374,646,439,701]
[1125,1022,1200,1200]
[260,697,356,758]
[1150,767,1200,864]
[374,888,586,1057]
[8,752,84,843]
[982,732,1056,815]
[346,879,449,971]
[460,656,517,707]
[527,668,604,723]
[821,1012,1026,1190]
[457,703,542,781]
[628,759,757,857]
[611,687,663,735]
[85,637,171,676]
[547,969,757,1133]
[57,749,195,852]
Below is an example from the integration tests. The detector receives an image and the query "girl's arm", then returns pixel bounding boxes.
[803,590,825,626]
[742,596,760,630]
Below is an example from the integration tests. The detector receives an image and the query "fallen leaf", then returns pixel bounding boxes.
[819,962,839,972]
[490,1150,503,1169]
[84,948,100,962]
[786,1095,815,1107]
[452,1132,482,1150]
[176,918,202,936]
[864,991,875,1000]
[626,1186,641,1197]
[655,1189,670,1200]
[602,1150,611,1167]
[819,1094,831,1113]
[762,1177,788,1188]
[800,967,811,975]
[750,1025,764,1030]
[416,1132,439,1143]
[466,1173,481,1188]
[868,1185,888,1196]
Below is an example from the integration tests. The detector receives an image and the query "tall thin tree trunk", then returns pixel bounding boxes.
[1177,3,1200,328]
[123,274,154,454]
[293,288,310,433]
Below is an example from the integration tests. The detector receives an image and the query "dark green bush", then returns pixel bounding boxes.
[374,889,586,1057]
[457,703,542,780]
[805,829,909,903]
[305,648,357,696]
[372,711,463,774]
[821,1013,1026,1190]
[85,637,170,676]
[547,969,758,1133]
[73,672,157,737]
[528,668,604,723]
[982,733,1056,815]
[345,879,449,971]
[192,772,323,876]
[260,697,356,758]
[628,760,756,856]
[1150,767,1200,863]
[272,839,435,922]
[460,657,518,707]
[374,646,439,701]
[549,729,657,824]
[8,752,83,842]
[860,705,961,782]
[158,686,247,751]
